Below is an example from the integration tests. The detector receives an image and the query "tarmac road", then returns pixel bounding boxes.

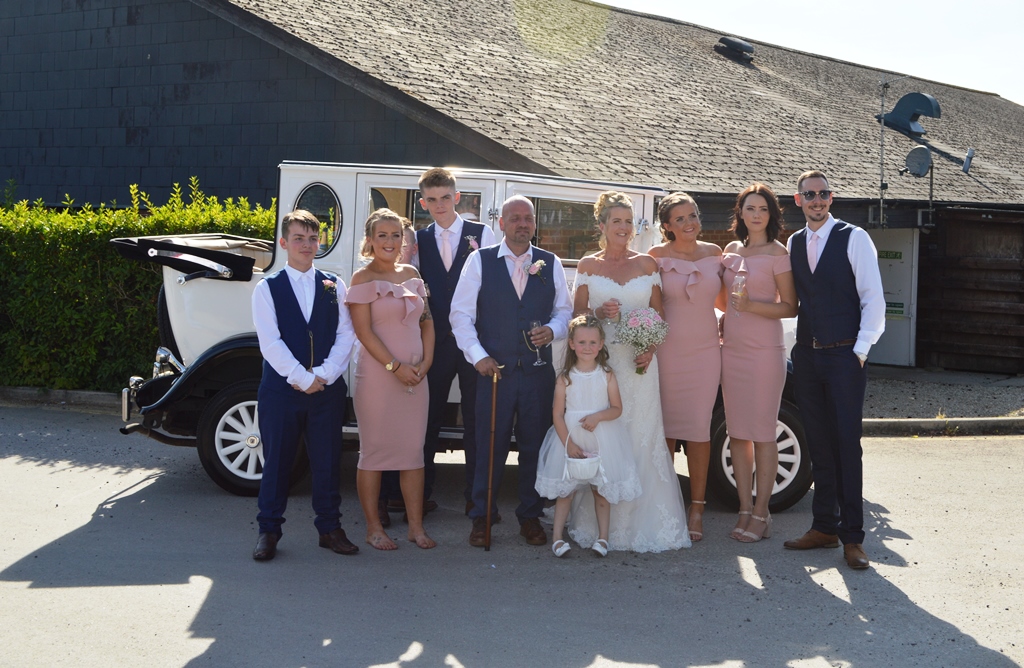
[1,405,1022,667]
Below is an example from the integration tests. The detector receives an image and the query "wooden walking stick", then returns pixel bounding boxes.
[485,364,503,551]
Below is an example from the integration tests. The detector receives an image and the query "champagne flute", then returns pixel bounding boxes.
[407,353,421,394]
[731,275,746,318]
[529,320,547,366]
[604,298,622,344]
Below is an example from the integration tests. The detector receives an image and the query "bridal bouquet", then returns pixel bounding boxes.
[615,307,669,374]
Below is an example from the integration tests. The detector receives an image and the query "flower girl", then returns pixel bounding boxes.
[535,315,642,557]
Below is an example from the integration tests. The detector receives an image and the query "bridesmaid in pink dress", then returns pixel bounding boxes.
[347,209,437,551]
[720,184,798,543]
[648,192,725,543]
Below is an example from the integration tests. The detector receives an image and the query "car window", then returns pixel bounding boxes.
[294,183,342,257]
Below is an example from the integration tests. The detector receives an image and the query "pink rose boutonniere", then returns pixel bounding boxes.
[322,278,338,304]
[528,259,547,285]
[465,235,479,251]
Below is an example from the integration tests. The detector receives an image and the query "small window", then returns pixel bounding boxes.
[294,183,342,257]
[535,198,599,260]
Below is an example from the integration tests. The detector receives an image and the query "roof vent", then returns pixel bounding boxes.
[880,92,941,136]
[715,36,754,63]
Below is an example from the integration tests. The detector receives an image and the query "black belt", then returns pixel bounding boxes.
[806,337,857,350]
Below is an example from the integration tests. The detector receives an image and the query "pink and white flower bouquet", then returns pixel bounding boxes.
[615,307,669,374]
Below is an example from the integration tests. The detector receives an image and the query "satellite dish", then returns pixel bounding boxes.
[905,145,932,177]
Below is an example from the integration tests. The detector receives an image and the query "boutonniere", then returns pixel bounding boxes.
[462,234,479,258]
[528,259,547,284]
[322,278,338,304]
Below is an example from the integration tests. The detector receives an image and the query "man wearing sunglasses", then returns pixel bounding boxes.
[784,170,885,570]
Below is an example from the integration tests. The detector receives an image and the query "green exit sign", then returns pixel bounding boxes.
[878,250,902,260]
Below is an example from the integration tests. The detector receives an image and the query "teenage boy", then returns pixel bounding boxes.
[251,209,358,561]
[385,168,496,520]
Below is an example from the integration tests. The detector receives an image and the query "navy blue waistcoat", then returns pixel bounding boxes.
[260,268,340,393]
[476,246,556,371]
[417,221,486,339]
[790,221,862,346]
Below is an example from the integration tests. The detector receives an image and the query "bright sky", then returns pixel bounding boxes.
[601,0,1024,106]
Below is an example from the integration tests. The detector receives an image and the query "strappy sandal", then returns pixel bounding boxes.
[738,514,773,543]
[552,539,571,557]
[688,499,706,542]
[729,510,752,540]
[592,539,609,557]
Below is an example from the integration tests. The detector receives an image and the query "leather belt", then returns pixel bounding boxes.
[810,337,857,349]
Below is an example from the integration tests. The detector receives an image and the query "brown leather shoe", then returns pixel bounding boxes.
[253,533,279,561]
[844,543,870,570]
[319,528,359,555]
[519,518,547,546]
[378,499,391,528]
[784,529,840,550]
[469,517,488,547]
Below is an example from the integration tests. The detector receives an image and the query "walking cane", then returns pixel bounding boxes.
[485,364,503,551]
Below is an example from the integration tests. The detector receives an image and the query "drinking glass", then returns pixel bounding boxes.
[407,353,421,394]
[604,298,622,344]
[731,276,746,317]
[528,320,547,366]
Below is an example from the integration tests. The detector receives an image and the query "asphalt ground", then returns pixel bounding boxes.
[1,405,1022,667]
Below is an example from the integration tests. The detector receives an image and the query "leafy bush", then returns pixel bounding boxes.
[0,179,275,391]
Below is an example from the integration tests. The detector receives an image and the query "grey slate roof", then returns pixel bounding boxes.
[194,0,1024,204]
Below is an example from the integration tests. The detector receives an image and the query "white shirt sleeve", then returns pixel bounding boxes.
[847,228,886,356]
[449,251,489,365]
[480,224,497,247]
[252,279,317,391]
[310,279,356,385]
[546,257,573,341]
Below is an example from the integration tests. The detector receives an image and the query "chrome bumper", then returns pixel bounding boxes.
[122,346,185,422]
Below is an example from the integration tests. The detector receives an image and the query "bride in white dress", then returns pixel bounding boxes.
[569,192,690,552]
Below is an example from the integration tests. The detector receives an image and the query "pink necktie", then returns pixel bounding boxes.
[512,254,529,299]
[440,228,453,271]
[807,233,819,273]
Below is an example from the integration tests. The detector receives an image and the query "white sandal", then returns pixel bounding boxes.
[552,540,571,557]
[592,539,609,557]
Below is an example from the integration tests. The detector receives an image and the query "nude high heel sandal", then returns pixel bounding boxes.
[738,514,772,543]
[688,499,706,542]
[729,510,752,540]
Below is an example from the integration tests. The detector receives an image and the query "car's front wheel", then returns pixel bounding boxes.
[707,399,811,513]
[196,380,308,496]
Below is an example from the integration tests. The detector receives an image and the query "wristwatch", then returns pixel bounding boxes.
[856,352,868,364]
[386,358,400,372]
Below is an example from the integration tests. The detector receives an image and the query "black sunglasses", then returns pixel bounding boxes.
[798,190,832,201]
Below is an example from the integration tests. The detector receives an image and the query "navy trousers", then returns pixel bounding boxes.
[256,380,346,536]
[468,364,553,523]
[791,344,867,545]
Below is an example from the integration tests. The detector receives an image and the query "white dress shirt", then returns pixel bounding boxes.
[787,214,886,356]
[413,214,497,269]
[449,241,573,365]
[252,264,356,391]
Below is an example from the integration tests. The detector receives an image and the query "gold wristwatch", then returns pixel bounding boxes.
[386,358,400,372]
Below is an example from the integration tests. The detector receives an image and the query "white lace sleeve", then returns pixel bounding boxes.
[572,271,590,293]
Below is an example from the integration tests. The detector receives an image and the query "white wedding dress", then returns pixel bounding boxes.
[569,272,691,552]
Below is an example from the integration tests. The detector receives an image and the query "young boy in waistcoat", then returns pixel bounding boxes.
[251,210,358,561]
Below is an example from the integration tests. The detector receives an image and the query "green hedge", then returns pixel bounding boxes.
[0,179,275,391]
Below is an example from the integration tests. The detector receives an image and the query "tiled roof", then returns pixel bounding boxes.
[195,0,1024,204]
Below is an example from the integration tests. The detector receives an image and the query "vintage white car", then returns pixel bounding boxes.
[114,162,809,510]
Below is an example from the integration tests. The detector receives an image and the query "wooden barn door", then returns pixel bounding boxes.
[917,208,1024,373]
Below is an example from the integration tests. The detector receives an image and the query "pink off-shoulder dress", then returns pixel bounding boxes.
[657,256,723,443]
[345,278,429,471]
[720,253,790,442]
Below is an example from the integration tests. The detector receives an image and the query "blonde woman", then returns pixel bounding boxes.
[568,191,690,553]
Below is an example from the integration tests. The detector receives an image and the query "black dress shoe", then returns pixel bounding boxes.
[319,528,359,555]
[378,499,391,528]
[253,533,280,561]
